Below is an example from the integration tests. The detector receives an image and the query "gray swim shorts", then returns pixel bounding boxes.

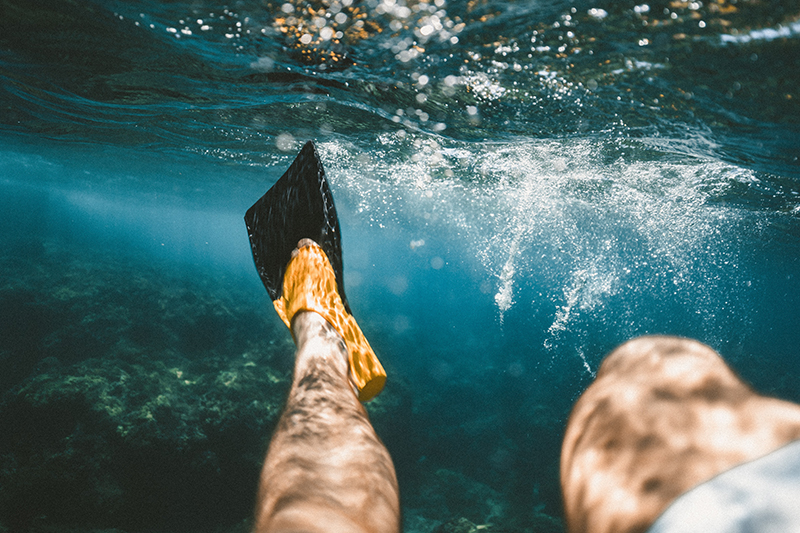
[647,439,800,532]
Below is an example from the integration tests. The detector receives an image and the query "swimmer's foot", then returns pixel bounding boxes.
[244,141,385,401]
[273,239,386,402]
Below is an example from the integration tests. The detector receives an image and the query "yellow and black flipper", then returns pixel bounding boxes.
[244,141,386,402]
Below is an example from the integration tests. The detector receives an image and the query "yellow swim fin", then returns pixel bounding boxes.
[244,141,386,402]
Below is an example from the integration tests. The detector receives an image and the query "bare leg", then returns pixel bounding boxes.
[254,311,400,533]
[561,335,800,533]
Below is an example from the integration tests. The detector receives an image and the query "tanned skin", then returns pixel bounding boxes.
[254,311,400,533]
[561,335,800,533]
[254,319,800,533]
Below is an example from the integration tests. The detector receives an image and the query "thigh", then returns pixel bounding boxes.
[560,335,800,533]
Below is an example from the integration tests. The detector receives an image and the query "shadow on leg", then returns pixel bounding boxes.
[560,335,800,533]
[254,312,400,533]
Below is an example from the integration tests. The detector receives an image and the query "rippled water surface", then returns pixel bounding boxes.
[1,0,800,531]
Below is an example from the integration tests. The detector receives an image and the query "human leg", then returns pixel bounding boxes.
[254,311,400,533]
[560,335,800,533]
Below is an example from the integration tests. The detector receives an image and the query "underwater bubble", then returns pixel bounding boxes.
[275,133,296,151]
[393,315,411,333]
[588,8,608,19]
[507,362,524,377]
[251,57,274,71]
[388,275,409,295]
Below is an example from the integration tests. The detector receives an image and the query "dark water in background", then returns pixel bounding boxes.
[1,0,800,530]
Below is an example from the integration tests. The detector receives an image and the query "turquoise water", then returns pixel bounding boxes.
[1,0,800,531]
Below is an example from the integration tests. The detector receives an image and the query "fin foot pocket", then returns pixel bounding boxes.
[245,141,385,402]
[274,242,386,402]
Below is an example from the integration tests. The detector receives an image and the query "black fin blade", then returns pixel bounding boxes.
[244,141,349,312]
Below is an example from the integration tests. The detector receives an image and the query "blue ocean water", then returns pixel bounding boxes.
[1,0,800,530]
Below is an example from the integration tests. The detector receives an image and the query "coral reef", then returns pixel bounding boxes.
[0,240,299,532]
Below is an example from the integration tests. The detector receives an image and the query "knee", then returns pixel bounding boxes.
[562,335,737,457]
[594,335,727,385]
